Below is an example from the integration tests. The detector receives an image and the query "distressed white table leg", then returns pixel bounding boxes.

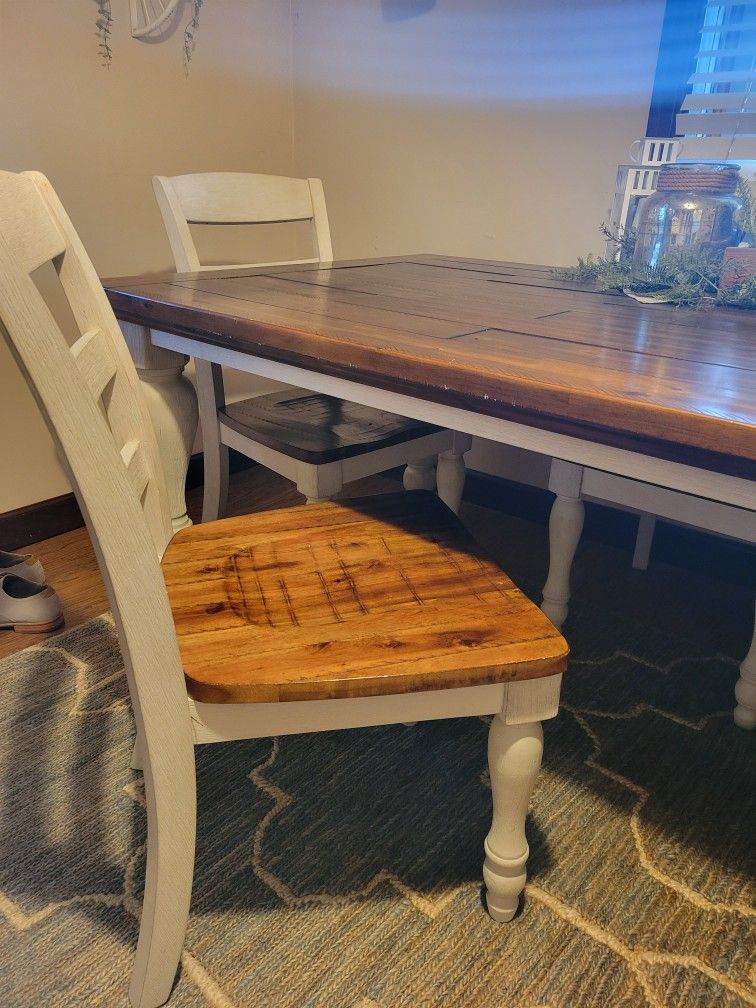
[484,675,562,922]
[120,323,198,532]
[542,459,585,627]
[734,597,756,730]
[436,432,472,514]
[403,456,436,492]
[632,512,657,571]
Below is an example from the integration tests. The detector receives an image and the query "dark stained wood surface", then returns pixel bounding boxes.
[162,490,567,703]
[104,255,756,478]
[222,390,443,464]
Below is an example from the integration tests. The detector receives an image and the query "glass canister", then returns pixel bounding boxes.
[632,162,742,270]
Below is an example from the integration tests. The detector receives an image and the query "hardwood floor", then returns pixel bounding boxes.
[1,467,753,664]
[0,469,385,661]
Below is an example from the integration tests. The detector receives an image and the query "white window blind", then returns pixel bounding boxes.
[676,0,756,159]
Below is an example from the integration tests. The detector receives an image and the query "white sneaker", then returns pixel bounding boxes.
[0,574,63,633]
[0,550,46,586]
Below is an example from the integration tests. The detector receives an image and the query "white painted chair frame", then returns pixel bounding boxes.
[0,171,562,1008]
[152,172,470,520]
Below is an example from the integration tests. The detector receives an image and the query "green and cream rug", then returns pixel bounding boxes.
[0,596,753,1006]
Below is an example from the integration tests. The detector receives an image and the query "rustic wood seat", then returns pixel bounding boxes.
[164,491,565,704]
[0,170,567,1008]
[221,388,444,465]
[152,171,470,518]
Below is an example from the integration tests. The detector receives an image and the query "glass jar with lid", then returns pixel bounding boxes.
[632,162,742,270]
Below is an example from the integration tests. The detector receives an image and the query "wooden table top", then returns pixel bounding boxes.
[104,255,756,480]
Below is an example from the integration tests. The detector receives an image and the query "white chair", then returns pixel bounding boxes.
[0,170,566,1008]
[152,172,471,521]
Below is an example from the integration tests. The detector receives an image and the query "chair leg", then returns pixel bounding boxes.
[202,442,230,524]
[403,457,436,492]
[632,512,656,571]
[128,744,197,1008]
[296,460,344,503]
[483,714,543,922]
[195,360,230,523]
[131,732,144,772]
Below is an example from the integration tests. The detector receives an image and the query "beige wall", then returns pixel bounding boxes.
[0,0,293,513]
[291,0,665,264]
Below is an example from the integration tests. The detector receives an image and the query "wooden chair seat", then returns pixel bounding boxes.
[221,390,445,465]
[163,491,567,704]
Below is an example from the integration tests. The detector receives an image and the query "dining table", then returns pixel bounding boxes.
[103,254,756,732]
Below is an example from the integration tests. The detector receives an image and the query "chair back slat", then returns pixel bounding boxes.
[0,170,190,782]
[153,171,333,272]
[170,172,314,224]
[71,327,119,402]
[121,439,152,500]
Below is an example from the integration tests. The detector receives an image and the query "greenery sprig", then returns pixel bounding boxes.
[555,223,756,310]
[736,176,756,244]
[183,0,204,72]
[95,0,113,68]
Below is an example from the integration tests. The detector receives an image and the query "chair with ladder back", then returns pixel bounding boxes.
[0,169,567,1008]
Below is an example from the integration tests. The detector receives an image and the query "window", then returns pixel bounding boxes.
[648,0,756,159]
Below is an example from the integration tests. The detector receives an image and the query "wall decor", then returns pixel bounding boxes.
[129,0,181,38]
[93,0,204,70]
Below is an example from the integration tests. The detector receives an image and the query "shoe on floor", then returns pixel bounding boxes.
[0,549,46,585]
[0,574,63,633]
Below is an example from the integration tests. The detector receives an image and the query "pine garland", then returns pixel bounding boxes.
[555,223,756,310]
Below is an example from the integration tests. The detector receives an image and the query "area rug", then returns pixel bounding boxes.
[0,597,753,1007]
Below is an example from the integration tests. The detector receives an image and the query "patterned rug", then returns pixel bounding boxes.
[0,594,753,1006]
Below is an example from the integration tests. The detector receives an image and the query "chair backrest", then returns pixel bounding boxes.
[152,172,334,272]
[0,170,192,773]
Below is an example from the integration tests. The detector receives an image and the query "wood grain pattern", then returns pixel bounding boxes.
[163,491,567,703]
[103,255,756,477]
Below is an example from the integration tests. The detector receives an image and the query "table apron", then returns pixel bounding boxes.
[150,328,756,513]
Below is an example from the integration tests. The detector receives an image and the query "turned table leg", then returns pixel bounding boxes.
[120,324,198,532]
[403,456,437,493]
[436,432,472,514]
[734,597,756,730]
[541,459,585,627]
